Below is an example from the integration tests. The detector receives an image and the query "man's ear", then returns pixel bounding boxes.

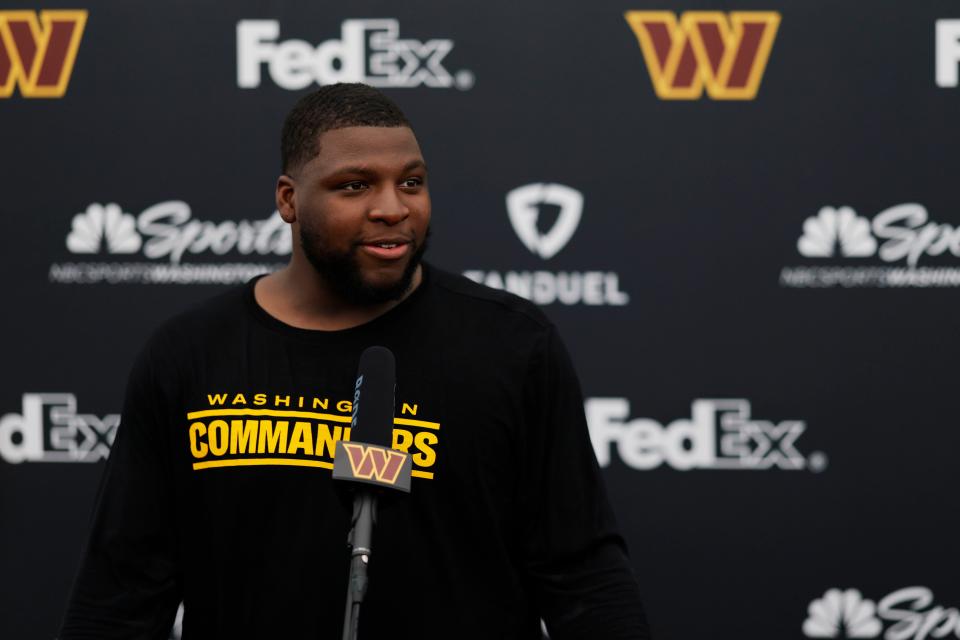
[276,175,297,223]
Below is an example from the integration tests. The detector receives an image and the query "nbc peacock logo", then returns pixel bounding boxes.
[803,588,881,638]
[66,203,142,254]
[797,207,877,258]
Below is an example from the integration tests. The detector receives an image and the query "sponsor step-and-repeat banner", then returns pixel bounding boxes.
[2,1,958,639]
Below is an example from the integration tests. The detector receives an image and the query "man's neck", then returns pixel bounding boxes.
[254,259,422,331]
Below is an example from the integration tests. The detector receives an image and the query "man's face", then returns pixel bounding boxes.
[285,126,431,305]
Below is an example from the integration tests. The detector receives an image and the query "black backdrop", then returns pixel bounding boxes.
[2,1,959,638]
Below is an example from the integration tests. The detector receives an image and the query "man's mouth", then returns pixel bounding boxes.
[359,238,412,260]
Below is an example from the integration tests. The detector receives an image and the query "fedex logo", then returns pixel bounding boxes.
[936,20,960,87]
[0,10,87,98]
[624,11,780,100]
[0,393,117,464]
[237,19,474,90]
[586,398,826,472]
[341,442,408,484]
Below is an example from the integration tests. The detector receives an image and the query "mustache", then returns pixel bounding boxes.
[349,225,432,250]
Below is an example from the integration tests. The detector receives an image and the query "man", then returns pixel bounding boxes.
[61,83,649,639]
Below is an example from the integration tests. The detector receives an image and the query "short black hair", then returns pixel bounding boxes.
[280,83,411,174]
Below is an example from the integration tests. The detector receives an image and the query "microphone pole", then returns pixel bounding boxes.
[342,491,376,640]
[333,346,412,640]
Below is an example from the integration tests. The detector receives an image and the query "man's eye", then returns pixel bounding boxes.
[341,181,366,191]
[401,178,423,188]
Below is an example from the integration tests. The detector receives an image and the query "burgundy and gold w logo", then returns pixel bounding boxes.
[0,10,87,98]
[341,442,408,485]
[624,11,780,100]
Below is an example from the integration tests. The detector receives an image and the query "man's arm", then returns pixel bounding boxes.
[60,334,182,639]
[520,325,651,639]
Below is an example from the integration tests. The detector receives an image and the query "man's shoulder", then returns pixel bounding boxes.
[147,280,252,347]
[121,281,251,384]
[427,265,552,332]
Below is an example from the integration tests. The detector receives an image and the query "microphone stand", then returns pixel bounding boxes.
[342,492,377,640]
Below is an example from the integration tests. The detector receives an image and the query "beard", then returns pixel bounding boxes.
[299,226,430,306]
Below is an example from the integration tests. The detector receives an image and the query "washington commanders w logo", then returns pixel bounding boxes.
[341,442,407,485]
[0,10,87,98]
[624,11,780,100]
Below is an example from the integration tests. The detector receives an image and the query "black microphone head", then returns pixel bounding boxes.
[333,345,411,494]
[350,346,396,447]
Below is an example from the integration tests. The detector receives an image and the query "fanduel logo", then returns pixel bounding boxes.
[780,204,960,288]
[237,19,473,90]
[936,20,960,87]
[624,11,780,100]
[50,201,291,285]
[464,183,629,306]
[507,183,582,259]
[0,10,87,98]
[586,398,826,471]
[0,393,117,464]
[803,587,959,640]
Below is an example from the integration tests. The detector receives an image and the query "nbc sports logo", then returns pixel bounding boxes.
[0,10,87,98]
[802,587,960,640]
[623,10,779,100]
[68,201,282,259]
[793,204,960,266]
[51,199,293,285]
[62,200,290,263]
[781,203,960,288]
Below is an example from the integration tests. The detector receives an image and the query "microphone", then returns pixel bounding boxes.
[333,346,411,640]
[333,345,412,491]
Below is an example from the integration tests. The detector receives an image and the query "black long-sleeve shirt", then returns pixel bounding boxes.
[61,265,650,639]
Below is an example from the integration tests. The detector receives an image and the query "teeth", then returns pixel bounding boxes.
[377,243,397,248]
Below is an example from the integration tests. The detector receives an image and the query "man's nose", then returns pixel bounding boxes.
[368,187,409,224]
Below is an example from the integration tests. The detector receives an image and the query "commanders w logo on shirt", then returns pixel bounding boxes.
[185,391,440,480]
[0,10,87,98]
[624,10,780,100]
